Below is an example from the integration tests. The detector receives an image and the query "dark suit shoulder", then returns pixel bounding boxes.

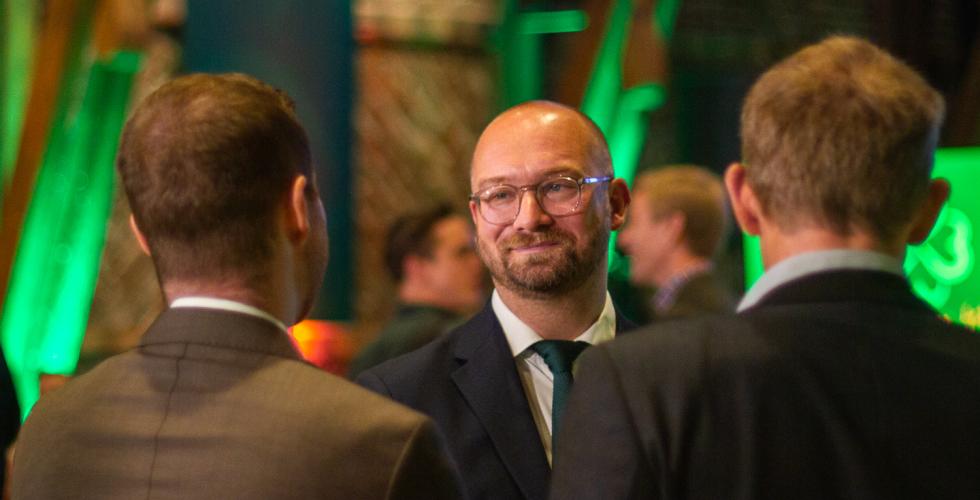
[356,310,487,401]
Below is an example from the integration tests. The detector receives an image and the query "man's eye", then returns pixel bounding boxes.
[486,189,516,202]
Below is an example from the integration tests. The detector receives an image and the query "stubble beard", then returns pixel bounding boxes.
[478,224,609,299]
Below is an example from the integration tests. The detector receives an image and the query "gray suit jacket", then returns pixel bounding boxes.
[12,308,465,500]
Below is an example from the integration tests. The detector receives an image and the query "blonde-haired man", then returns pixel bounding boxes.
[552,36,980,499]
[618,165,733,321]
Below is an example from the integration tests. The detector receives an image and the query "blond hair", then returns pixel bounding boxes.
[740,36,944,239]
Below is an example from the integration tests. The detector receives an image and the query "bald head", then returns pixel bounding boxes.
[470,101,611,192]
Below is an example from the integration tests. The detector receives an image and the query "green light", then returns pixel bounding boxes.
[517,10,588,35]
[1,51,141,418]
[580,0,633,134]
[742,147,980,329]
[0,0,36,199]
[654,0,682,42]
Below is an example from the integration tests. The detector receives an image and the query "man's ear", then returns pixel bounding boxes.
[608,178,631,231]
[908,178,951,244]
[402,253,428,282]
[663,211,686,243]
[724,163,763,236]
[469,199,481,227]
[285,175,311,243]
[129,215,152,256]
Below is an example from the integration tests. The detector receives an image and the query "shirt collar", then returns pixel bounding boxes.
[169,296,289,333]
[738,249,904,312]
[491,289,617,357]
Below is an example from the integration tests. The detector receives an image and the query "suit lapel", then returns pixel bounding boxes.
[451,306,550,500]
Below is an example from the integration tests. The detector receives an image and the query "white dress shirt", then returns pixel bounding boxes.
[491,290,617,465]
[738,249,905,312]
[169,296,290,334]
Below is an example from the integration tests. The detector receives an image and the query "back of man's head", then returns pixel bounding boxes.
[384,204,455,283]
[117,73,314,285]
[740,36,944,241]
[634,165,726,258]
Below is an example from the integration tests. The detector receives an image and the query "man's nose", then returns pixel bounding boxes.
[512,190,553,231]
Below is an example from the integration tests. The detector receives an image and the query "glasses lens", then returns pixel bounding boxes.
[537,178,580,216]
[480,186,519,223]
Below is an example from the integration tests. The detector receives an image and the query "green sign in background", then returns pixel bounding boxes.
[743,147,980,330]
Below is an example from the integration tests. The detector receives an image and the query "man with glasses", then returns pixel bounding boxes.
[358,100,632,500]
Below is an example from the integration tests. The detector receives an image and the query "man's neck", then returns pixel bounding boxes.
[494,274,608,340]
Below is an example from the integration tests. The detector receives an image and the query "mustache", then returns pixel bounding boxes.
[504,229,574,250]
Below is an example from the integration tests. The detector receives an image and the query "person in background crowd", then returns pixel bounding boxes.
[348,204,486,378]
[552,36,980,499]
[358,100,633,500]
[11,73,463,500]
[617,165,734,322]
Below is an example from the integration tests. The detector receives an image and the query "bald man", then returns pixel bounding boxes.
[358,101,633,500]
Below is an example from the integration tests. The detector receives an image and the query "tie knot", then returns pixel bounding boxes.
[531,340,589,375]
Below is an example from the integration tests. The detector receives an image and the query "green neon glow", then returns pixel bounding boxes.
[580,0,633,134]
[1,51,141,419]
[655,0,682,42]
[578,0,670,273]
[517,10,588,35]
[607,83,666,189]
[496,3,589,107]
[742,147,980,330]
[0,0,36,199]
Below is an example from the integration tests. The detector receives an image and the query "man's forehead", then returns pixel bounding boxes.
[471,165,586,188]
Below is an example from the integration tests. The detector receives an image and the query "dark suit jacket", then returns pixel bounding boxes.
[348,303,462,379]
[551,270,980,499]
[12,308,464,500]
[358,301,634,500]
[652,270,735,322]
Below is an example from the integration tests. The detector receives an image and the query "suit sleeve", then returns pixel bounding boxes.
[550,344,656,500]
[386,418,467,500]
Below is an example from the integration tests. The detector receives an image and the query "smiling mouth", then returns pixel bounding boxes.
[511,241,560,253]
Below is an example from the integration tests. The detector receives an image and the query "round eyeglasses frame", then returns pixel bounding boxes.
[469,175,613,225]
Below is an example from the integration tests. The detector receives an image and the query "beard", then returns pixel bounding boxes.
[478,222,609,299]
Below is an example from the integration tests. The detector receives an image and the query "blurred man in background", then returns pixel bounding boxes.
[617,165,734,322]
[12,73,462,500]
[552,36,980,499]
[349,204,486,378]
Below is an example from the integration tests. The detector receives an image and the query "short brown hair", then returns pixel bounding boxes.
[634,165,726,258]
[740,36,945,240]
[116,73,313,283]
[384,203,457,282]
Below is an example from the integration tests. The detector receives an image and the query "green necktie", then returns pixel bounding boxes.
[531,340,590,442]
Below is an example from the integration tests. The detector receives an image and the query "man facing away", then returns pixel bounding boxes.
[617,165,734,322]
[11,74,464,500]
[348,204,486,378]
[552,36,980,499]
[357,101,632,500]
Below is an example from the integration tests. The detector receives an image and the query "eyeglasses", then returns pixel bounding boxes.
[469,175,613,225]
